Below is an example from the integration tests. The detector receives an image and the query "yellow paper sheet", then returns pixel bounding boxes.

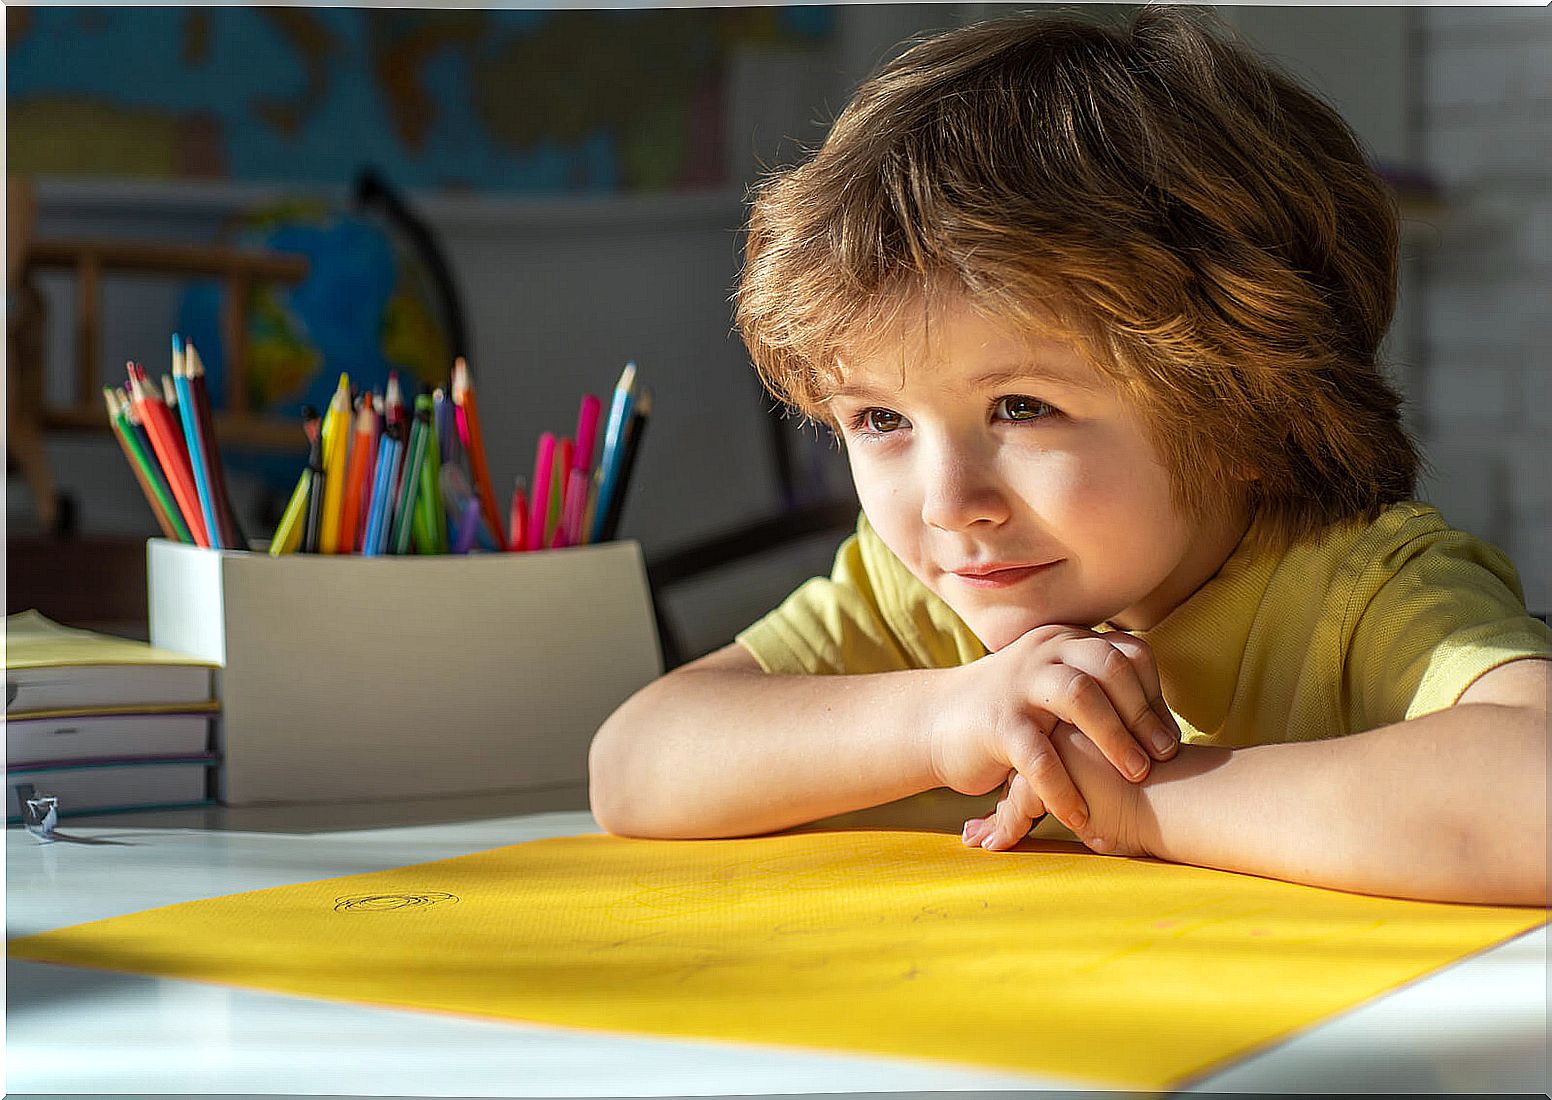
[10,830,1544,1089]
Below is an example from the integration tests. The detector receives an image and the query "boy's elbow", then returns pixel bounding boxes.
[587,690,669,838]
[587,710,634,837]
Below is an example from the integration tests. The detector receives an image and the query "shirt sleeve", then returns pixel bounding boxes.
[735,520,917,676]
[1344,523,1552,727]
[735,513,988,675]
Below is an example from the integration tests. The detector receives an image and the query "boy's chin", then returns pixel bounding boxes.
[956,600,1117,652]
[959,607,1071,653]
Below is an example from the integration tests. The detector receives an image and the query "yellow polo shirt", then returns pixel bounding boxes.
[736,502,1551,747]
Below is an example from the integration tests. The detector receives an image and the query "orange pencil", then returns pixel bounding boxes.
[452,357,507,551]
[127,363,209,547]
[338,401,375,554]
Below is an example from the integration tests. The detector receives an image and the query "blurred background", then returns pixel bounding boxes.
[7,4,1548,661]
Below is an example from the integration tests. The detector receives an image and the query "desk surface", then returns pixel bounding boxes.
[7,788,1548,1097]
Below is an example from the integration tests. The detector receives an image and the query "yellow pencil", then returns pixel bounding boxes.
[269,469,312,556]
[318,374,351,553]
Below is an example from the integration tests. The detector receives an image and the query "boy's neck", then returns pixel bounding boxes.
[1106,503,1253,634]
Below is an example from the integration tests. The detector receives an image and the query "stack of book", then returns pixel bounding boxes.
[5,611,219,822]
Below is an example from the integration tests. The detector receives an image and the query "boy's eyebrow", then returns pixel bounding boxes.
[965,365,1096,392]
[826,364,1096,402]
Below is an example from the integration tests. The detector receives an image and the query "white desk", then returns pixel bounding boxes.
[7,787,1548,1097]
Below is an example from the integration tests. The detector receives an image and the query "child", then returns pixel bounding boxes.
[589,8,1550,906]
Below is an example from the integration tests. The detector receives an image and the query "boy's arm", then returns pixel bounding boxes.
[588,642,942,839]
[1138,657,1548,905]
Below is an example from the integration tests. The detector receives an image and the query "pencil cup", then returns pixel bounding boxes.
[146,538,662,806]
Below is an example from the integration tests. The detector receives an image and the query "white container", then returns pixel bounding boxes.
[146,538,662,806]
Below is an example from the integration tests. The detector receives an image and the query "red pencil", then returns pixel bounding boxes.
[127,362,209,547]
[508,477,528,553]
[452,357,508,551]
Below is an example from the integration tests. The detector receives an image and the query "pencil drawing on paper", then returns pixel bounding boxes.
[333,891,460,912]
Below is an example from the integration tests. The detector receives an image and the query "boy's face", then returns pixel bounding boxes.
[828,297,1248,649]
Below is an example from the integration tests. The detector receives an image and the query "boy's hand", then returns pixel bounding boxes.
[928,624,1180,842]
[961,722,1153,857]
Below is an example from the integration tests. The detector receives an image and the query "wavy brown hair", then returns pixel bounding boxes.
[735,5,1420,551]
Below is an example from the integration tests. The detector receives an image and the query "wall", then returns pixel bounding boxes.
[12,6,1547,655]
[1414,7,1551,613]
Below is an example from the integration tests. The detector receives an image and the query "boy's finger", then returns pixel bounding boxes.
[1004,771,1047,829]
[1043,661,1155,781]
[1008,730,1090,835]
[1057,639,1176,769]
[1106,633,1183,749]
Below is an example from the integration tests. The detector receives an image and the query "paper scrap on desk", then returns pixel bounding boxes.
[9,830,1545,1089]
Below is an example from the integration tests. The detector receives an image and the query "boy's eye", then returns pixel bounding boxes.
[994,395,1054,421]
[859,408,905,434]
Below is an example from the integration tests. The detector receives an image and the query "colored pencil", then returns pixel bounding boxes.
[113,385,191,543]
[384,372,409,487]
[302,426,325,554]
[339,402,374,554]
[452,357,507,551]
[127,363,209,547]
[598,388,651,543]
[508,477,527,552]
[452,497,482,554]
[104,388,183,542]
[318,374,351,553]
[580,467,602,547]
[184,340,247,549]
[269,469,311,556]
[362,424,401,558]
[434,386,460,469]
[355,396,382,550]
[411,392,445,554]
[171,342,222,549]
[588,361,638,543]
[392,406,431,555]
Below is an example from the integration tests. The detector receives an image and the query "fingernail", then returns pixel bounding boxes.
[980,832,999,850]
[1152,729,1176,756]
[1070,808,1088,831]
[1126,749,1149,779]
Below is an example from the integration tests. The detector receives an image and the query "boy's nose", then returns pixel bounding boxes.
[919,456,1011,531]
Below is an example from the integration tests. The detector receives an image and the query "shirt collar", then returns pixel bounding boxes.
[1107,523,1279,740]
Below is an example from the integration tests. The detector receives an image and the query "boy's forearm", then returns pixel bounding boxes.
[589,666,945,839]
[1138,705,1549,905]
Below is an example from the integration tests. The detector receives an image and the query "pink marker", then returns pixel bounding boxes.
[572,394,602,473]
[526,432,556,552]
[560,467,590,546]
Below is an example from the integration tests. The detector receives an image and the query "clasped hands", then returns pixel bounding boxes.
[929,624,1181,857]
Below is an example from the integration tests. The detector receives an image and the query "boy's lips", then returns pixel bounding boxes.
[949,561,1060,588]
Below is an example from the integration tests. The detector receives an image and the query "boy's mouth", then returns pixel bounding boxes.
[949,561,1060,589]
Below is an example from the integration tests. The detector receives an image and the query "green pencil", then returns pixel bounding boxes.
[106,387,192,543]
[392,406,431,555]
